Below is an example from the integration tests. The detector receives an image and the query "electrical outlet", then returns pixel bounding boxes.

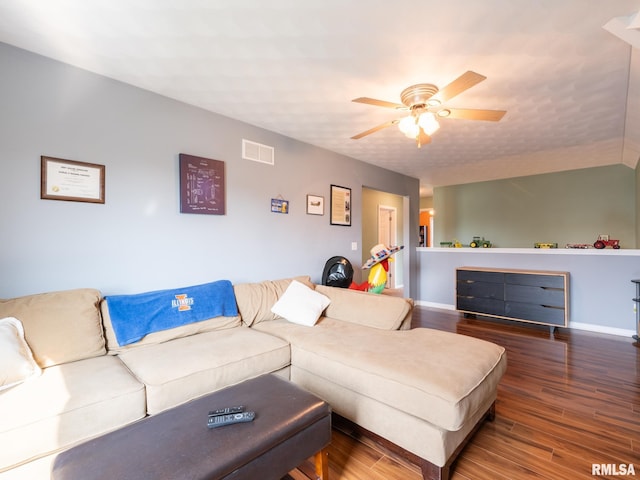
[351,242,358,251]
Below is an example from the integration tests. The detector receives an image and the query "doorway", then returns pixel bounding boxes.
[378,205,398,289]
[361,187,406,293]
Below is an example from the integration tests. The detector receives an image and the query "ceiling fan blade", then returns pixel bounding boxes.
[417,128,432,147]
[352,97,406,110]
[433,71,487,103]
[443,108,506,121]
[351,119,399,139]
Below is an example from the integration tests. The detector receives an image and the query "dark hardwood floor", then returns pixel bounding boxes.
[288,305,640,479]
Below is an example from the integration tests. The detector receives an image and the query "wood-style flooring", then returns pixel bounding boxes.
[286,305,640,480]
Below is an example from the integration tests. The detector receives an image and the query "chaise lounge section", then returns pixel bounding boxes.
[0,276,506,480]
[248,283,507,479]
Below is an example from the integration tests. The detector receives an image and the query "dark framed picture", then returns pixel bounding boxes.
[306,194,324,215]
[330,185,351,226]
[41,156,105,204]
[179,153,226,215]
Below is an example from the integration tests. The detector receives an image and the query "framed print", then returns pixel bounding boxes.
[41,156,105,204]
[306,194,324,215]
[271,197,289,214]
[330,184,351,226]
[179,153,226,215]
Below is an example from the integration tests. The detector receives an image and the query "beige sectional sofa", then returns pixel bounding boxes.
[0,276,506,480]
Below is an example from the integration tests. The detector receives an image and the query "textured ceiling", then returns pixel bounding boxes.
[1,0,640,196]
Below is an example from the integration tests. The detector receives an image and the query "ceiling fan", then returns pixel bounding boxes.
[351,71,506,147]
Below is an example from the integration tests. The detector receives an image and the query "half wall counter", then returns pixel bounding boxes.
[416,247,640,337]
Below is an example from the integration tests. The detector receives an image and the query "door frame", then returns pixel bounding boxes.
[377,204,398,288]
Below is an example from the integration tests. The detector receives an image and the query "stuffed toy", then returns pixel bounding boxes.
[349,243,403,294]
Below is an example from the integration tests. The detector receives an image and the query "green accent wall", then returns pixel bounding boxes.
[433,165,636,248]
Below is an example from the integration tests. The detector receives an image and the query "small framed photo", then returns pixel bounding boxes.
[330,185,351,226]
[41,156,105,204]
[306,194,324,215]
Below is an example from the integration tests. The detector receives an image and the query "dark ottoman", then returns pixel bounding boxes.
[52,374,331,480]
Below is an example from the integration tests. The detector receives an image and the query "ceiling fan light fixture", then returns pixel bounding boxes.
[398,115,419,138]
[418,112,440,135]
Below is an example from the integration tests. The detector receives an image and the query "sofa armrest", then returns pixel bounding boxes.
[314,285,413,330]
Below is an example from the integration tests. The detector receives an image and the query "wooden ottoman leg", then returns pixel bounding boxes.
[314,448,329,480]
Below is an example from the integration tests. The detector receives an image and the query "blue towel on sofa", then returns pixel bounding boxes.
[105,280,238,346]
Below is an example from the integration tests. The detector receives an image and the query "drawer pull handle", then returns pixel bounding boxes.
[541,304,563,310]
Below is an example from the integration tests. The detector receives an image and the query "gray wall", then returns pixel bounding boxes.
[416,249,640,334]
[0,43,419,298]
[434,165,636,248]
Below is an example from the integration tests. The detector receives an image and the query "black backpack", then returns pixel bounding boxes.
[321,256,354,288]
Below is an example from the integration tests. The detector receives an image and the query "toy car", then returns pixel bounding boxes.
[470,236,491,248]
[593,234,620,249]
[534,243,557,249]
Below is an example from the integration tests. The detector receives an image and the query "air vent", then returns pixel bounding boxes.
[242,139,274,165]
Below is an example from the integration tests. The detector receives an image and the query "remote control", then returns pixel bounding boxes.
[208,406,245,417]
[207,411,255,428]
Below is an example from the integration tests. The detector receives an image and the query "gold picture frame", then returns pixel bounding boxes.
[41,156,105,204]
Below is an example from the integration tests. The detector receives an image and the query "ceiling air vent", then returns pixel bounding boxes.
[242,139,274,165]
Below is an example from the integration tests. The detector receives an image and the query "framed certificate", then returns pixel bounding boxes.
[41,156,105,204]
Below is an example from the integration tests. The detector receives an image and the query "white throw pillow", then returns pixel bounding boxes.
[0,317,42,392]
[270,280,331,326]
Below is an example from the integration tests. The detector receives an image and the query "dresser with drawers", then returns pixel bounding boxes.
[456,267,569,332]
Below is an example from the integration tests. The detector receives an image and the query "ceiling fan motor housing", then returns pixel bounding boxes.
[400,83,439,108]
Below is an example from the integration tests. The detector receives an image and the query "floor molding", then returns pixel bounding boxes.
[415,301,636,338]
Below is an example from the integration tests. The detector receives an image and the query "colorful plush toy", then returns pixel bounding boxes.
[349,244,404,294]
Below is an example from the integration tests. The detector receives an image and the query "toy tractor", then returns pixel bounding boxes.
[593,234,620,249]
[470,236,492,248]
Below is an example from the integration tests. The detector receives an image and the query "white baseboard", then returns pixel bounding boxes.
[414,302,636,338]
[415,301,456,310]
[568,322,636,338]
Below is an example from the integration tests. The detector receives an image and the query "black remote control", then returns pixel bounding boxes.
[208,406,245,417]
[207,411,255,428]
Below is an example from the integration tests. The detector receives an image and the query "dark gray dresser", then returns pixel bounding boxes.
[456,267,569,331]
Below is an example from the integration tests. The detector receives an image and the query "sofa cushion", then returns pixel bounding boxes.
[314,285,412,330]
[234,276,314,326]
[0,355,145,472]
[0,317,41,391]
[0,289,105,368]
[271,280,331,326]
[253,318,507,432]
[117,327,291,414]
[101,301,241,355]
